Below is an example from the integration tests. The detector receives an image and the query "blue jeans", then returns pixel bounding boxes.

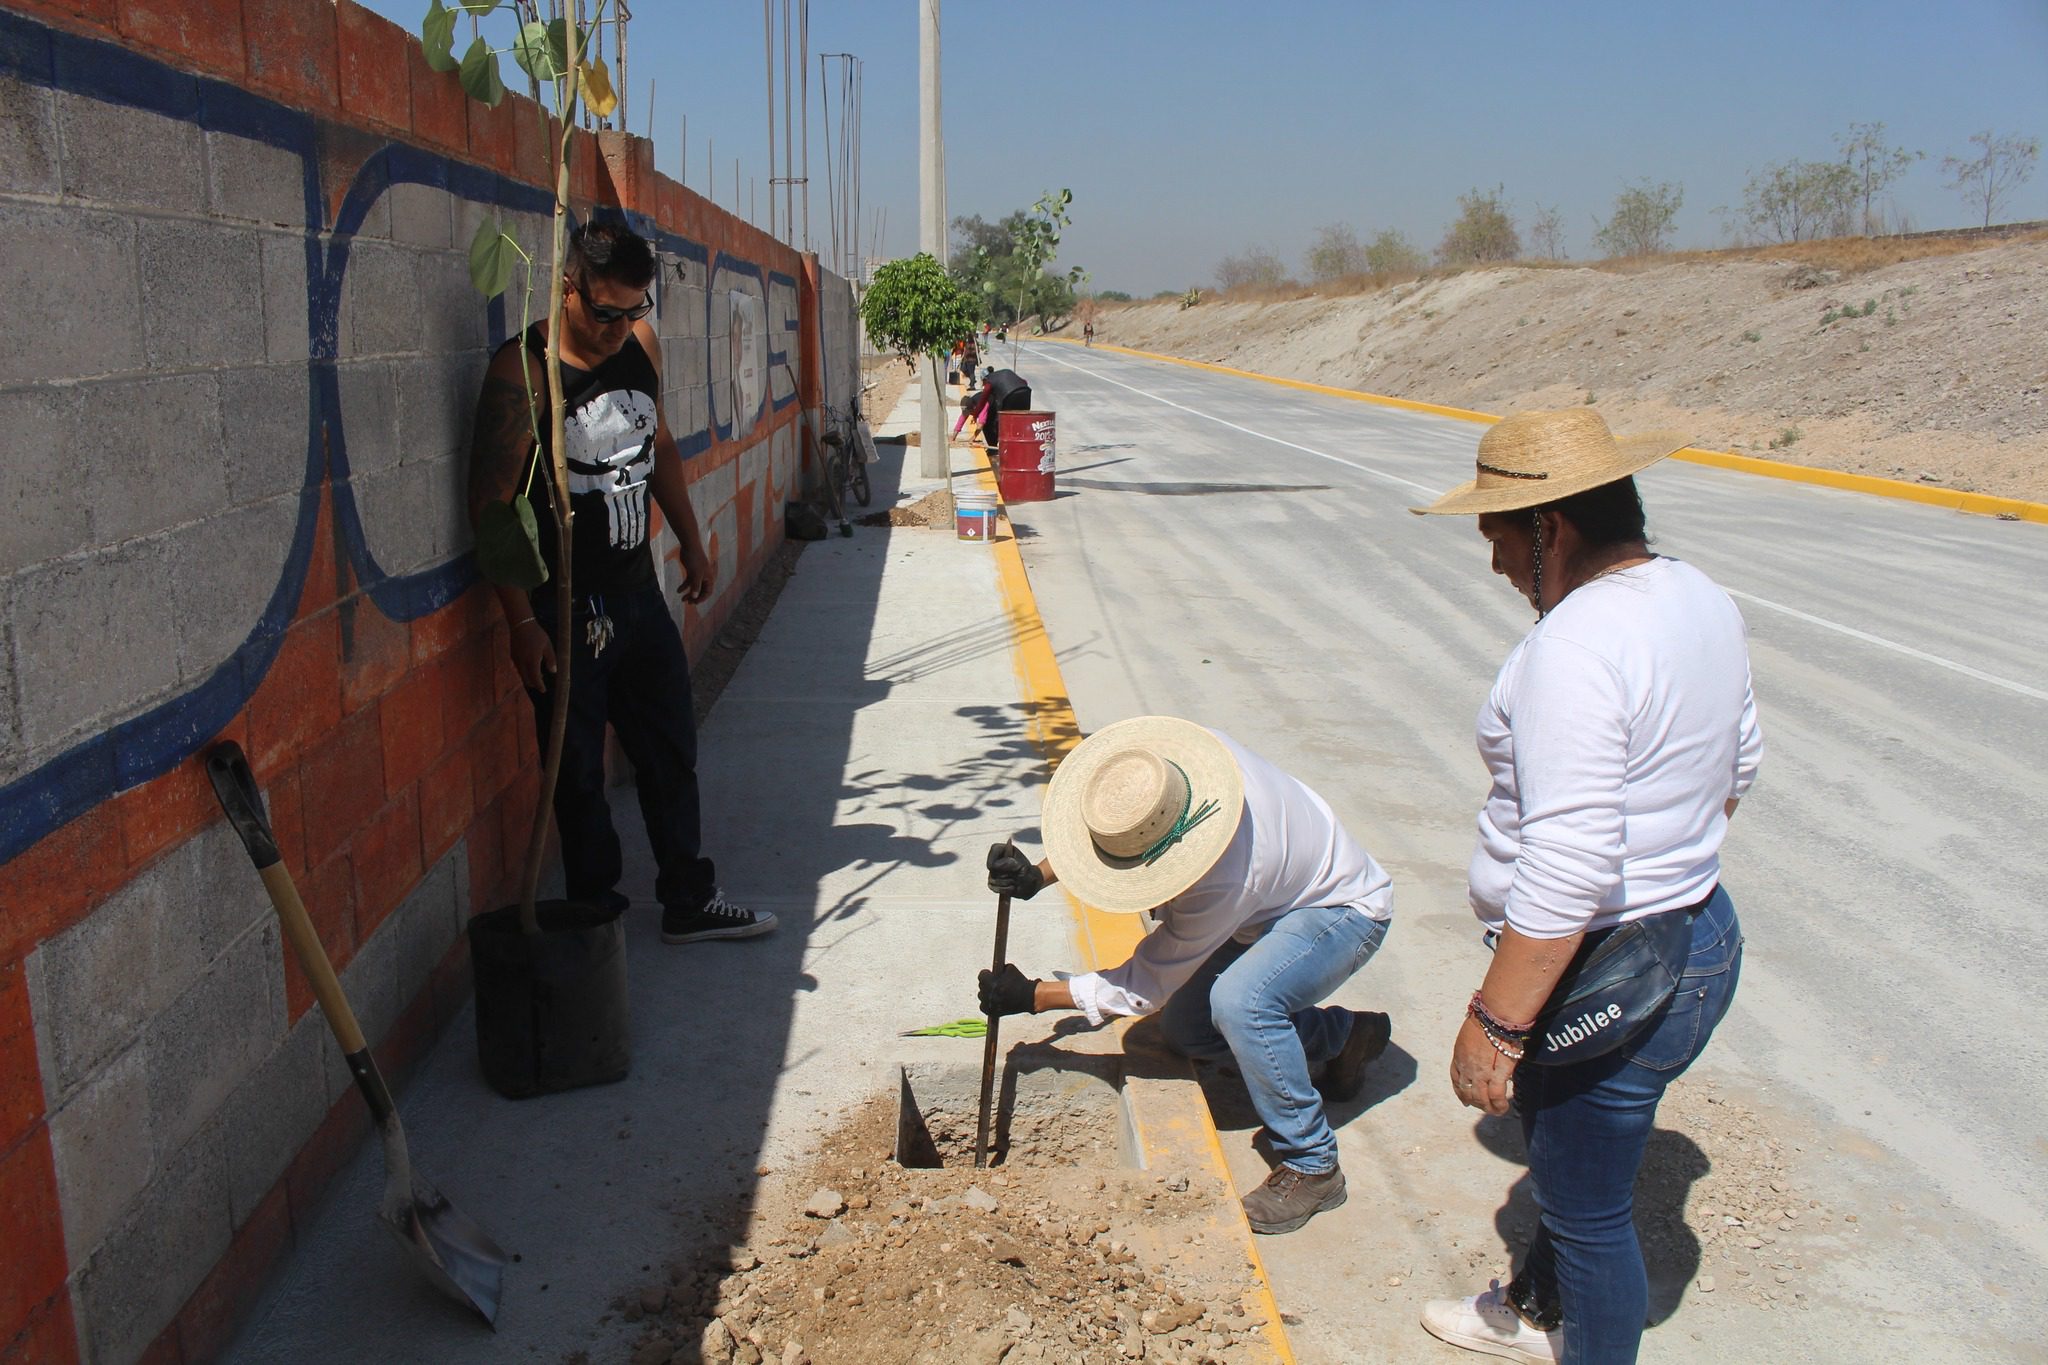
[1158,905,1388,1174]
[1510,887,1743,1365]
[528,580,715,913]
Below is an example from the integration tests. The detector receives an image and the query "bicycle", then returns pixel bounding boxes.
[819,394,875,512]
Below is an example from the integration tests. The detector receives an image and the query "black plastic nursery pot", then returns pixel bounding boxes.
[469,900,630,1099]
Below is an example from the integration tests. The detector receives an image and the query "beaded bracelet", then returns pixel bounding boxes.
[1469,990,1534,1042]
[1477,1027,1525,1062]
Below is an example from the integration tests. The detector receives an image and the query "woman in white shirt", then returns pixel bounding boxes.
[1412,410,1755,1365]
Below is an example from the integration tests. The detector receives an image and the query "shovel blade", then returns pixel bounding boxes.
[379,1170,508,1327]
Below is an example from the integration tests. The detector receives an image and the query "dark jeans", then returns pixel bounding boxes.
[1510,887,1744,1365]
[528,580,714,914]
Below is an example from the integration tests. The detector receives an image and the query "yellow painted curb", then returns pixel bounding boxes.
[976,456,1298,1365]
[1044,336,2048,526]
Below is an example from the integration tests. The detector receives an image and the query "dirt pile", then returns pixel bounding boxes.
[612,1093,1273,1365]
[858,488,955,529]
[1096,237,2048,503]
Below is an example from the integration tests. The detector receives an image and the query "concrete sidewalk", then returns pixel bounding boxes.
[223,384,1276,1361]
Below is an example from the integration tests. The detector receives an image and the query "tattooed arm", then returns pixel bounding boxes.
[469,339,557,691]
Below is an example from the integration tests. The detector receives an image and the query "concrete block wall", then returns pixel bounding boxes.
[0,3,844,1361]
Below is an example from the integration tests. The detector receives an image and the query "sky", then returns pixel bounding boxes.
[361,0,2048,296]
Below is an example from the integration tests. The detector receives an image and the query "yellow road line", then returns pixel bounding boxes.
[1045,336,2048,526]
[978,457,1297,1364]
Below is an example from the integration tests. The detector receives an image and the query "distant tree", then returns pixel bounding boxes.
[1594,180,1683,258]
[947,191,1086,328]
[1150,288,1182,299]
[1836,121,1921,234]
[1215,246,1289,290]
[1437,186,1521,265]
[1527,203,1567,260]
[1096,289,1133,302]
[1363,228,1425,275]
[1303,222,1366,281]
[1941,129,2040,229]
[1738,158,1857,243]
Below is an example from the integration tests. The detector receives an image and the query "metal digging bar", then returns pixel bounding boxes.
[205,741,509,1325]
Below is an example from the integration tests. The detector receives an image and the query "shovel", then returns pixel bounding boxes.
[973,891,1013,1168]
[205,741,508,1326]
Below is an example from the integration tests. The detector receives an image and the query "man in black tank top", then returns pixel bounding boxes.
[467,223,775,945]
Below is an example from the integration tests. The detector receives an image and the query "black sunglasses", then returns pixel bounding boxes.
[576,287,654,324]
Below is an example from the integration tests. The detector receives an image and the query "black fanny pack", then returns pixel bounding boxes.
[1524,893,1709,1066]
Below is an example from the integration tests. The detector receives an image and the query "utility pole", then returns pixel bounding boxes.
[918,0,946,476]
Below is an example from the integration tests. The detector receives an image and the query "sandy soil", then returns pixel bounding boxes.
[1093,238,2048,504]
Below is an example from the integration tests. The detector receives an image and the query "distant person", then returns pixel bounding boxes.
[979,717,1395,1236]
[1083,319,1095,347]
[466,222,777,947]
[1411,409,1756,1363]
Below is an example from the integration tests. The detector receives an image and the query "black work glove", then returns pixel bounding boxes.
[985,842,1046,900]
[978,964,1040,1018]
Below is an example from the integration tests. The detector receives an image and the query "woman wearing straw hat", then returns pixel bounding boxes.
[978,716,1395,1235]
[1411,409,1758,1363]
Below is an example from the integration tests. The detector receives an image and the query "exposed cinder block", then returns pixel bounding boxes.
[27,870,194,1104]
[0,202,140,386]
[179,819,278,959]
[86,372,228,545]
[335,898,403,1054]
[0,74,58,195]
[352,461,439,578]
[166,495,298,683]
[387,180,452,250]
[449,193,493,258]
[414,252,485,354]
[395,352,476,469]
[0,630,19,785]
[261,231,313,365]
[54,88,203,213]
[138,219,266,370]
[0,385,91,573]
[72,1117,233,1365]
[143,920,284,1160]
[427,455,469,559]
[392,850,460,1009]
[706,499,738,604]
[218,362,316,505]
[344,241,422,357]
[46,1039,155,1265]
[740,432,771,496]
[7,537,180,748]
[222,1006,329,1226]
[691,452,736,515]
[205,127,310,229]
[335,360,399,478]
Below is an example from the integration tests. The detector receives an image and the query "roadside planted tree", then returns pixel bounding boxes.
[1942,130,2040,229]
[1837,121,1921,234]
[1437,186,1521,265]
[1303,223,1366,282]
[1594,180,1683,259]
[861,253,979,498]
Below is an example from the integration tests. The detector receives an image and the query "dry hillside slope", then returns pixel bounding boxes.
[1095,238,2048,504]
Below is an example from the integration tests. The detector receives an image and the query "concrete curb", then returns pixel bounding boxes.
[971,441,1299,1364]
[1047,336,2048,527]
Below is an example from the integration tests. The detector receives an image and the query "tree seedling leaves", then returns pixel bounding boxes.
[453,0,498,13]
[468,217,517,298]
[421,0,459,73]
[580,57,618,118]
[512,19,566,80]
[476,496,548,590]
[459,35,505,106]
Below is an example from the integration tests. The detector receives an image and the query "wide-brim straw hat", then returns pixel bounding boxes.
[1410,408,1690,516]
[1043,716,1246,915]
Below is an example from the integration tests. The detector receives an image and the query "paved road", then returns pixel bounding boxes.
[1003,340,2048,1363]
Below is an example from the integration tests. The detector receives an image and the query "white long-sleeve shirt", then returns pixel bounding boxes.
[1469,556,1761,939]
[1065,731,1393,1025]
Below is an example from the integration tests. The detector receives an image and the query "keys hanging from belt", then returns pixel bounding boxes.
[584,597,613,659]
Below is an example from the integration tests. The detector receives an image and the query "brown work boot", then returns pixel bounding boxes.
[1317,1009,1392,1103]
[1241,1163,1347,1235]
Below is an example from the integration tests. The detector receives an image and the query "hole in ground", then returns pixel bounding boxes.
[895,1052,1135,1170]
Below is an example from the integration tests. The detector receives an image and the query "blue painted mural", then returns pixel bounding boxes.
[0,11,802,865]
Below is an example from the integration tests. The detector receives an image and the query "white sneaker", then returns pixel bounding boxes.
[1420,1281,1560,1362]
